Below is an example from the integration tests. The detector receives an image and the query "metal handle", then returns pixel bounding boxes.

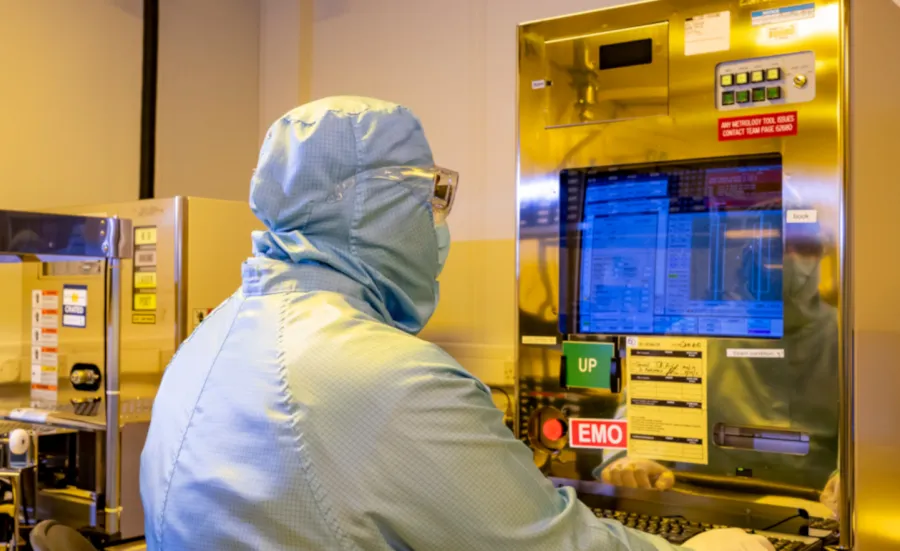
[104,239,124,535]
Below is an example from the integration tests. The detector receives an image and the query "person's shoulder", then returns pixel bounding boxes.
[277,294,468,380]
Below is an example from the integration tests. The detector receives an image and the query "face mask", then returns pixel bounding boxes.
[435,220,451,276]
[785,255,819,301]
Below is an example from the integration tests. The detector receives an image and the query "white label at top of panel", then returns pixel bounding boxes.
[751,3,815,26]
[684,11,731,57]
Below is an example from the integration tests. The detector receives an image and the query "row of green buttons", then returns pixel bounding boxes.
[722,86,782,105]
[721,67,782,87]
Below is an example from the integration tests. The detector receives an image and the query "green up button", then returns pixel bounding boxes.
[562,341,614,390]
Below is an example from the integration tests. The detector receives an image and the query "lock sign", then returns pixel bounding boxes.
[562,341,614,390]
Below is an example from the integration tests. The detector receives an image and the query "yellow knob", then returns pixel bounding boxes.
[793,74,808,88]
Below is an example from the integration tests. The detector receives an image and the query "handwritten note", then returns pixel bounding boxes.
[625,337,709,465]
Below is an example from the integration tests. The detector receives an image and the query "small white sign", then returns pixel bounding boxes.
[63,312,87,328]
[37,348,57,367]
[787,209,818,224]
[31,290,59,310]
[522,335,557,345]
[31,328,58,347]
[751,3,815,26]
[63,285,87,307]
[62,285,88,328]
[31,364,57,386]
[626,336,639,348]
[32,309,59,330]
[531,79,547,90]
[727,349,785,358]
[685,11,731,56]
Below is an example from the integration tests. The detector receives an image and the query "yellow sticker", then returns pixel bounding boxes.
[133,293,157,311]
[132,313,156,324]
[135,227,158,246]
[625,337,709,465]
[134,271,157,289]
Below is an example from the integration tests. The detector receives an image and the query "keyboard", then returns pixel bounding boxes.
[808,517,839,532]
[590,508,817,550]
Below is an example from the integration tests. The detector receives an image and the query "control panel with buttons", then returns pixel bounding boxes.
[716,51,816,111]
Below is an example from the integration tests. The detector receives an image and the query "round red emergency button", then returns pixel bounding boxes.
[542,418,565,441]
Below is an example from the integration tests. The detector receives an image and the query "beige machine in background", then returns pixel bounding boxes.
[31,196,263,396]
[0,197,261,544]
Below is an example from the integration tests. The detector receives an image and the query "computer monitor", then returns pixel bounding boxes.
[559,154,784,338]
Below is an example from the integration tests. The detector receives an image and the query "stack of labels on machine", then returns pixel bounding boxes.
[718,112,798,141]
[132,226,158,322]
[62,285,87,328]
[569,419,628,450]
[30,290,60,402]
[562,341,614,390]
[625,337,709,465]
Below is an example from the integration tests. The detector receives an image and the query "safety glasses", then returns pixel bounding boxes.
[431,166,458,224]
[367,165,459,223]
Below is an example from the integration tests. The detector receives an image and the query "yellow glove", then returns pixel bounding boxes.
[820,474,841,519]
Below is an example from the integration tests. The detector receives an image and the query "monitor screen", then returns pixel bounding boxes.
[560,154,784,338]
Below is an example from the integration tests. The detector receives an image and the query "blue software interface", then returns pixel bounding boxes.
[565,159,784,338]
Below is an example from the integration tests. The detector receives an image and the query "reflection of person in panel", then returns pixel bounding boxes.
[595,221,841,518]
[7,228,43,253]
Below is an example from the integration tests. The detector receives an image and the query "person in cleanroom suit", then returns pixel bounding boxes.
[139,96,773,551]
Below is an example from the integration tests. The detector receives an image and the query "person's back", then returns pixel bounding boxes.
[140,96,773,551]
[140,261,488,548]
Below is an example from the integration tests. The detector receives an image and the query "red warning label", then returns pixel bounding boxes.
[718,111,798,141]
[569,419,628,450]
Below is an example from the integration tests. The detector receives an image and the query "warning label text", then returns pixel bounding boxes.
[718,111,798,141]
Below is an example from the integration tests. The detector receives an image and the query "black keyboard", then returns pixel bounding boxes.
[590,508,815,550]
[808,517,840,532]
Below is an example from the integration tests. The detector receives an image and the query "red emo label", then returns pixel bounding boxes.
[569,419,628,450]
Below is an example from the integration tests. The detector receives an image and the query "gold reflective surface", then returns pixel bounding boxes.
[517,0,844,528]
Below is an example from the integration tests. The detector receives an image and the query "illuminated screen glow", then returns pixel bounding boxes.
[561,156,785,338]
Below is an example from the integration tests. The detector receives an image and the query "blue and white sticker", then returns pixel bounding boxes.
[751,3,815,26]
[62,285,87,328]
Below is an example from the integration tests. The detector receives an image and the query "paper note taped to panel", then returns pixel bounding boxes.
[626,336,709,465]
